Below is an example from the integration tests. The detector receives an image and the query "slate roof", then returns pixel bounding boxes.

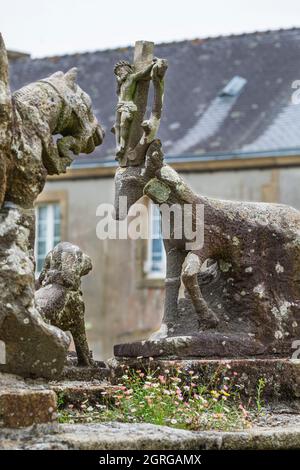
[8,28,300,167]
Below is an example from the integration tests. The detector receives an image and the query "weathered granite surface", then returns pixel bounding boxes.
[0,371,57,427]
[1,421,300,450]
[0,389,57,428]
[0,34,103,378]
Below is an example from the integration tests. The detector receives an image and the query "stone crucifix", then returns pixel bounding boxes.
[113,41,168,167]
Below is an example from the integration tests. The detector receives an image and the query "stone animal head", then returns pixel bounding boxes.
[46,68,104,149]
[114,139,164,219]
[13,68,104,175]
[38,242,92,290]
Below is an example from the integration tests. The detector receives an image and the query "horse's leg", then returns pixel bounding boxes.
[182,252,219,329]
[149,243,186,340]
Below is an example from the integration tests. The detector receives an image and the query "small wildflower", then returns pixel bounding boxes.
[213,413,224,419]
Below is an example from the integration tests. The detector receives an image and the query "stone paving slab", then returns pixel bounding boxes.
[1,421,300,450]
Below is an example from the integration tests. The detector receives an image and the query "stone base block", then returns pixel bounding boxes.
[58,362,110,382]
[114,332,267,358]
[0,352,110,382]
[0,389,57,428]
[57,352,110,381]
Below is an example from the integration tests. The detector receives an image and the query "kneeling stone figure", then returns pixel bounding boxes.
[35,242,93,366]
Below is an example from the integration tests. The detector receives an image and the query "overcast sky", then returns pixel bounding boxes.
[1,0,300,58]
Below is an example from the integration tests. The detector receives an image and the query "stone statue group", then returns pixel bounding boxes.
[1,35,300,379]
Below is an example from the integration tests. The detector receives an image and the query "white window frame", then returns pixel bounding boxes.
[35,203,61,275]
[144,202,166,279]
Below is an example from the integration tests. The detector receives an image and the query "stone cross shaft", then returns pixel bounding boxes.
[126,41,154,156]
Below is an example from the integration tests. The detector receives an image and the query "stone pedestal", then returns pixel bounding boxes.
[114,332,266,358]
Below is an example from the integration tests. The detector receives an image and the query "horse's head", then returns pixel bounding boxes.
[38,68,104,173]
[114,140,164,219]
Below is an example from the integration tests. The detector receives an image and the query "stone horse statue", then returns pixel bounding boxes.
[0,34,104,378]
[114,144,300,358]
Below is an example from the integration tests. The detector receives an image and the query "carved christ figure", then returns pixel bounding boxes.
[113,59,157,158]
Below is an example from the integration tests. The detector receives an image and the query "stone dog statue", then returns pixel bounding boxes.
[35,242,93,367]
[0,34,104,378]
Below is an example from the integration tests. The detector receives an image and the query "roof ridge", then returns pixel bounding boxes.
[30,26,300,61]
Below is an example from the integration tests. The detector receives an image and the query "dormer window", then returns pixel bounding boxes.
[219,76,247,97]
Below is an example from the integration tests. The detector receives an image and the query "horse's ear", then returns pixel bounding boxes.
[64,67,78,91]
[49,71,64,79]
